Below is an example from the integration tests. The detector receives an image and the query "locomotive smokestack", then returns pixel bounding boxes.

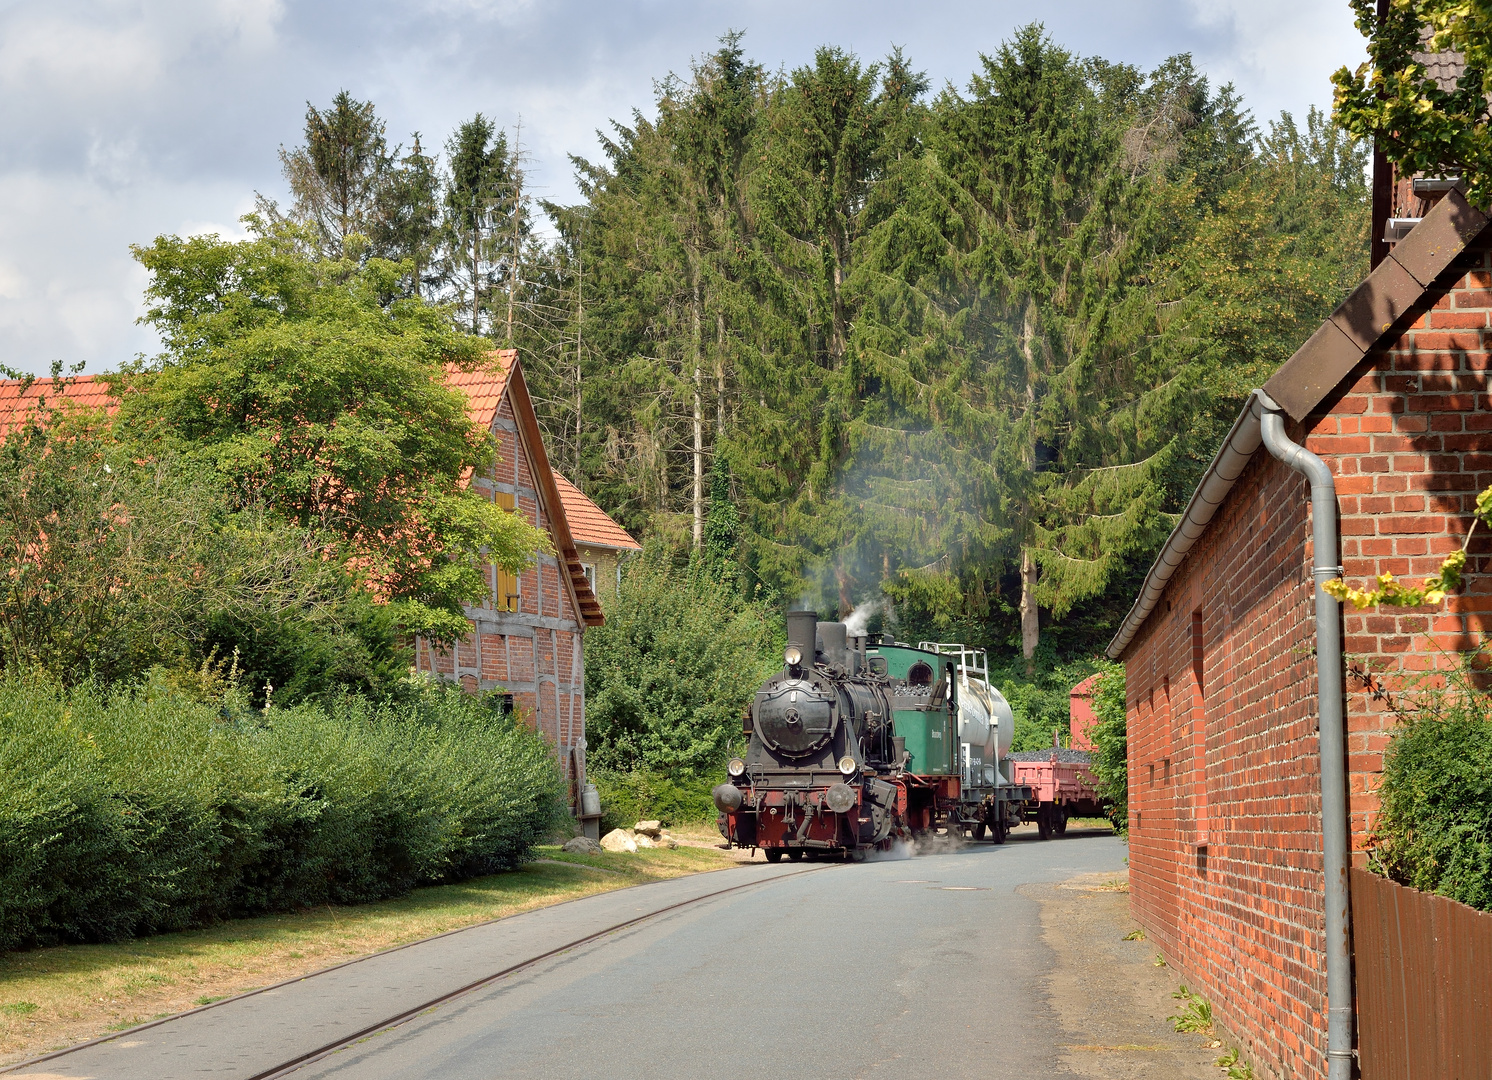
[786,610,818,664]
[818,621,849,672]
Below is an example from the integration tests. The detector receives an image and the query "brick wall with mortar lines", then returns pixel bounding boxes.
[415,395,588,782]
[1122,242,1492,1080]
[1126,447,1323,1080]
[1323,245,1492,838]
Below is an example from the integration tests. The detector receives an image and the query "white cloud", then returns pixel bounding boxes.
[1181,0,1366,122]
[0,0,1369,376]
[0,0,285,99]
[0,171,251,374]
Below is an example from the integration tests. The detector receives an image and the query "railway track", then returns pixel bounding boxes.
[3,862,828,1080]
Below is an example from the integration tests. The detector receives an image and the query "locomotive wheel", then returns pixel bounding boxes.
[992,815,1007,845]
[1037,805,1053,841]
[787,849,804,861]
[972,820,987,841]
[765,849,784,863]
[1055,808,1069,836]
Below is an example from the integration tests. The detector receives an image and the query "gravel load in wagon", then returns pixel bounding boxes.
[1007,748,1093,764]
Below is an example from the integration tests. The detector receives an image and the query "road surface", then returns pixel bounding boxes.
[9,829,1128,1080]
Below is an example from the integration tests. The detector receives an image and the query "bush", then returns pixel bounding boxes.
[1371,656,1492,912]
[584,545,781,776]
[0,676,564,951]
[590,768,719,834]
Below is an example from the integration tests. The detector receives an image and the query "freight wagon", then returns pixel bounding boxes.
[1006,673,1106,838]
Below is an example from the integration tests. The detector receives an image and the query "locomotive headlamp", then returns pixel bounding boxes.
[837,755,857,776]
[727,757,747,778]
[825,783,857,814]
[784,645,803,667]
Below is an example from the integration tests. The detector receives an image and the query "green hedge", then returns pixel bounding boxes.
[1373,670,1492,912]
[0,677,564,951]
[590,768,718,834]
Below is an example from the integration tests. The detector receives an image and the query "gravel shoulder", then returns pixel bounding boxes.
[1023,868,1223,1080]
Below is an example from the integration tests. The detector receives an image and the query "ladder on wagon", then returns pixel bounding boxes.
[916,641,988,683]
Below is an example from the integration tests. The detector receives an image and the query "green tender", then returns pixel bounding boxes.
[870,643,954,776]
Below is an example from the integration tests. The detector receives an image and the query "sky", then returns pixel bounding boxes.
[0,0,1368,377]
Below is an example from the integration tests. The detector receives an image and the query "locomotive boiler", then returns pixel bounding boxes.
[714,610,1032,860]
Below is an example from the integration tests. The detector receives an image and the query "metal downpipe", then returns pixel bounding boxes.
[1257,392,1352,1080]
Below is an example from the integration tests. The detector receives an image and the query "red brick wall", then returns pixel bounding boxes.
[1121,243,1492,1080]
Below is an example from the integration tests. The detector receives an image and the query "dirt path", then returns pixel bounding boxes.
[1022,872,1225,1080]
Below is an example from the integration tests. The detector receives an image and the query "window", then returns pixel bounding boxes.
[494,491,520,612]
[582,563,597,592]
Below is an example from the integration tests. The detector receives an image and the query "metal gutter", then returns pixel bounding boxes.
[1257,392,1353,1080]
[1105,391,1267,659]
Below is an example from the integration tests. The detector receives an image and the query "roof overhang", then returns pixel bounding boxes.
[1106,187,1489,660]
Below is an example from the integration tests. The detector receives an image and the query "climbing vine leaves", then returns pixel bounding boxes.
[1323,483,1491,608]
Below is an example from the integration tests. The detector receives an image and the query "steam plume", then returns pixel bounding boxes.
[844,599,879,635]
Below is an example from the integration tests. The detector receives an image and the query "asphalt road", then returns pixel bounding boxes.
[295,830,1125,1080]
[9,829,1127,1080]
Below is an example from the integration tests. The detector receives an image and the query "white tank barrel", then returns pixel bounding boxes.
[986,683,1014,761]
[958,676,1013,758]
[956,676,992,746]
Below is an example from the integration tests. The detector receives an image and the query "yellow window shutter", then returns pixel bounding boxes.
[494,490,519,611]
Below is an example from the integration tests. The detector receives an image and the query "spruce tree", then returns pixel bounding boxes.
[279,91,390,257]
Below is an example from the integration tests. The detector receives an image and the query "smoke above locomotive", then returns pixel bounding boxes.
[714,609,1032,862]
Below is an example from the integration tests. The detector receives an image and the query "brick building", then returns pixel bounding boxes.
[1107,186,1491,1080]
[0,351,634,804]
[413,351,637,795]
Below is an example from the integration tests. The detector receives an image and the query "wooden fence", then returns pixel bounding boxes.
[1351,867,1492,1079]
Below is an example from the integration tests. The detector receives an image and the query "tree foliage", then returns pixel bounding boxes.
[584,545,782,776]
[518,27,1367,664]
[1333,0,1492,206]
[0,396,410,700]
[121,220,550,643]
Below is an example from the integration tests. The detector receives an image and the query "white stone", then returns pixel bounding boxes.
[634,820,663,836]
[634,833,657,849]
[561,837,603,855]
[600,829,638,853]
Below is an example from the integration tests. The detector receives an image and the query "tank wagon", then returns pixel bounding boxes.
[713,610,1035,860]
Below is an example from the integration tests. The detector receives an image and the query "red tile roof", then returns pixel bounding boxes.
[555,475,642,551]
[0,375,118,437]
[443,350,514,430]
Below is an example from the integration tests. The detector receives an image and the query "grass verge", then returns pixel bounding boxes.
[0,840,737,1067]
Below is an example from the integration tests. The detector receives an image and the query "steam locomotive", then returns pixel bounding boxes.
[713,609,1034,861]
